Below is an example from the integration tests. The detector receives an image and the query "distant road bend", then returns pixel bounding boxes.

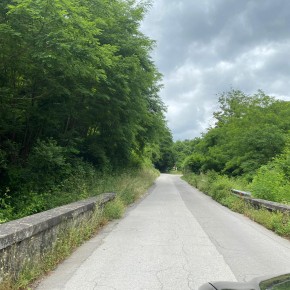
[36,174,290,290]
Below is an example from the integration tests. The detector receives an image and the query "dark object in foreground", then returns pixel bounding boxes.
[199,273,290,290]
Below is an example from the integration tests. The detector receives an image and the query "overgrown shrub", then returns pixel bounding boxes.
[27,139,72,189]
[0,190,13,223]
[208,176,233,201]
[250,166,287,202]
[250,142,290,203]
[182,152,205,174]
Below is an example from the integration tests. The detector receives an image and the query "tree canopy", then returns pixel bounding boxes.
[179,90,290,179]
[0,0,172,198]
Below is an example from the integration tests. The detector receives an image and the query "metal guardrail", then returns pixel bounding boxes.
[231,189,290,213]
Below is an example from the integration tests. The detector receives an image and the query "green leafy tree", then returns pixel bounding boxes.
[181,90,290,178]
[173,139,199,169]
[0,0,171,204]
[154,127,175,172]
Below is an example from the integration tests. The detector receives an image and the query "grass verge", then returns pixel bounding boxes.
[183,172,290,239]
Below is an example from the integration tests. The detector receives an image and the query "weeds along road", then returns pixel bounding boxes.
[36,174,290,290]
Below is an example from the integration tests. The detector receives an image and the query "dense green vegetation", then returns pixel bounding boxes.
[0,168,157,290]
[0,0,174,223]
[175,89,290,203]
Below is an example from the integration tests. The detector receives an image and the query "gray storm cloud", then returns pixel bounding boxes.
[141,0,290,140]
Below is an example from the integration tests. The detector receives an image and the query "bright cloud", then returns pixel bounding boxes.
[141,0,290,140]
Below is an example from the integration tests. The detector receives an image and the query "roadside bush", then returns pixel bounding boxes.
[208,176,234,201]
[27,139,72,189]
[205,171,221,193]
[250,142,290,203]
[13,191,47,219]
[0,191,13,223]
[250,166,286,202]
[182,152,205,174]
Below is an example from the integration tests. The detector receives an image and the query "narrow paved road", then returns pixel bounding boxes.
[36,174,290,290]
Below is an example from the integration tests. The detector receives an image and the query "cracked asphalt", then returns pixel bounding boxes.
[36,174,290,290]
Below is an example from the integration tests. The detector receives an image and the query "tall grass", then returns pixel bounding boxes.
[0,166,159,223]
[0,167,159,289]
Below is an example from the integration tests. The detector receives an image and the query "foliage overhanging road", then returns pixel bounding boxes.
[37,174,290,290]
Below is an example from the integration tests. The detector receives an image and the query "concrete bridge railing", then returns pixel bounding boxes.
[231,189,290,213]
[0,193,115,283]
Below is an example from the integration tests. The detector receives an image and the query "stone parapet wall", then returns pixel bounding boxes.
[231,189,290,213]
[0,193,115,282]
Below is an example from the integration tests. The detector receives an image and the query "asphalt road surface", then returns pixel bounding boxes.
[36,174,290,290]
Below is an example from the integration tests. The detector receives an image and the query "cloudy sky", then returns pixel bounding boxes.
[141,0,290,140]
